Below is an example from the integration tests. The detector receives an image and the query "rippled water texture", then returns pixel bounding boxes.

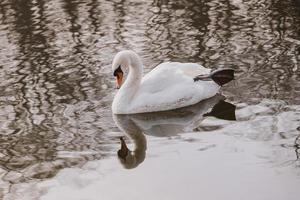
[0,0,300,199]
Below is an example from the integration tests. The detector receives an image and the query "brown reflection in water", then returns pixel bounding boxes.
[0,0,60,182]
[295,133,300,160]
[0,0,115,188]
[112,0,127,46]
[87,0,103,35]
[145,0,211,61]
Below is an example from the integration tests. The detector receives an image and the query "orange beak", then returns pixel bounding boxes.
[115,72,123,89]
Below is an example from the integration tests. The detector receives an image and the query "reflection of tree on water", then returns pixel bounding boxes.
[146,0,211,61]
[87,0,102,35]
[145,0,300,105]
[295,133,300,161]
[0,0,60,183]
[112,0,127,47]
[0,0,113,189]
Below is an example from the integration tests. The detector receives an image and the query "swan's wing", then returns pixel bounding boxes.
[143,62,211,80]
[130,62,219,113]
[141,62,211,93]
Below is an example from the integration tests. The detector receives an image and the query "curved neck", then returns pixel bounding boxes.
[122,52,143,90]
[112,51,144,114]
[117,52,143,105]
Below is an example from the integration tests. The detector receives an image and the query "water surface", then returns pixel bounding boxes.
[0,0,300,199]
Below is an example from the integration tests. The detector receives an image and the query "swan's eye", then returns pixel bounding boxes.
[113,65,123,77]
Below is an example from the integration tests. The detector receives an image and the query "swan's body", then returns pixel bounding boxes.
[112,50,233,114]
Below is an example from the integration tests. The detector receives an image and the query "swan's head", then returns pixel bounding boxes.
[117,137,137,169]
[117,137,145,169]
[112,51,132,89]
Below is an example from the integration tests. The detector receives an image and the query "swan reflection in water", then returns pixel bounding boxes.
[113,94,236,169]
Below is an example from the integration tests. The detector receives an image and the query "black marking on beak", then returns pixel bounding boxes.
[113,65,123,77]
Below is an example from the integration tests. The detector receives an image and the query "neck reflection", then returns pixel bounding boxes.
[113,114,147,169]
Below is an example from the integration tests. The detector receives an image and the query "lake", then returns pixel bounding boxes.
[0,0,299,199]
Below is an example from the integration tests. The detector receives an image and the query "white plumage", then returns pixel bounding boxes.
[111,50,223,114]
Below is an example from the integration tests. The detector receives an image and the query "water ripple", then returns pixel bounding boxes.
[0,0,299,198]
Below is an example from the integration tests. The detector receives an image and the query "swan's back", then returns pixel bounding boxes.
[129,62,220,113]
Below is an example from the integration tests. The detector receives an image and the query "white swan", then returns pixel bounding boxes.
[112,50,234,114]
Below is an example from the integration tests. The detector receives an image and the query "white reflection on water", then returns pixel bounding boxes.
[114,94,235,169]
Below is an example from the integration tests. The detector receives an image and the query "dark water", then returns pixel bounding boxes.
[0,0,300,199]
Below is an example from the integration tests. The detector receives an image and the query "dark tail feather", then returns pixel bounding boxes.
[210,68,234,86]
[194,68,234,86]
